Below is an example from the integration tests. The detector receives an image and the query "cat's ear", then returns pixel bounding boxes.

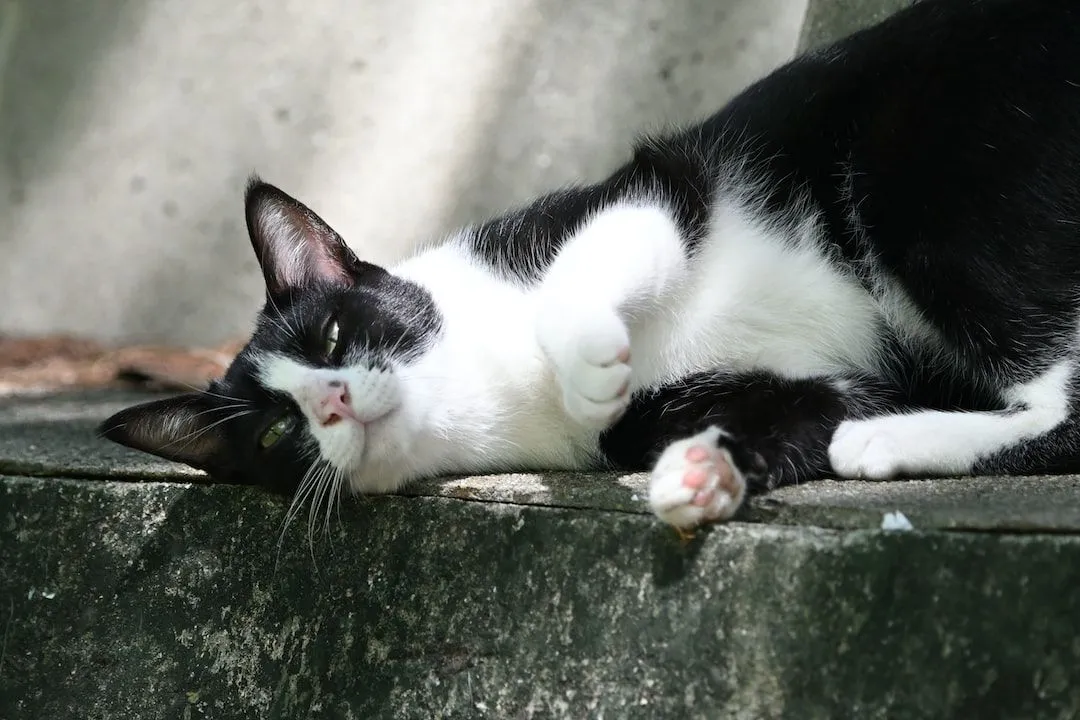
[98,394,231,474]
[244,177,364,295]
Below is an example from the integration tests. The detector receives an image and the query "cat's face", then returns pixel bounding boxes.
[99,179,442,497]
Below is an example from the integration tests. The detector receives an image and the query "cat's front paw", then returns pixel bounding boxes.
[537,309,632,430]
[648,426,746,528]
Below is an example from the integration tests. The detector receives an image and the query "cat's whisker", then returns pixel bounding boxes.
[306,467,325,543]
[331,467,347,534]
[274,471,314,570]
[320,467,338,540]
[283,462,322,537]
[154,378,253,406]
[281,475,316,536]
[313,464,342,559]
[193,386,250,404]
[157,408,257,452]
[321,465,344,543]
[306,462,336,562]
[182,402,252,421]
[277,458,328,571]
[265,292,301,343]
[266,313,298,344]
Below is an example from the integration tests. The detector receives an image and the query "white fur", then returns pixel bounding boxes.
[829,360,1073,478]
[872,273,947,355]
[628,200,883,388]
[536,204,687,429]
[258,356,401,486]
[263,238,599,495]
[269,193,936,509]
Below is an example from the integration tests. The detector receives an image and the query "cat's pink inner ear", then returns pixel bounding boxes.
[249,188,355,292]
[269,204,352,288]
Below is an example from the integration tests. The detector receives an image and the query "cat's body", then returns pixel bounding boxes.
[103,0,1080,528]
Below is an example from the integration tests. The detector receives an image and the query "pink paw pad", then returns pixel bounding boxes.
[692,489,716,507]
[682,467,709,489]
[685,446,710,463]
[681,444,735,507]
[648,426,747,530]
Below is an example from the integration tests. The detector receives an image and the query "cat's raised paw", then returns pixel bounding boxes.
[648,426,746,528]
[539,310,632,430]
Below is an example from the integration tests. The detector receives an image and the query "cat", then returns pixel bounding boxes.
[101,0,1080,531]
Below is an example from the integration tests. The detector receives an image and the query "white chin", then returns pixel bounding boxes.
[314,420,367,479]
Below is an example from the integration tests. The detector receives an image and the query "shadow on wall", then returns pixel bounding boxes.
[0,0,806,346]
[0,1,148,195]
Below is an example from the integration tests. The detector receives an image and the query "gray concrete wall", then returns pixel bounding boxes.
[799,0,912,49]
[0,0,806,345]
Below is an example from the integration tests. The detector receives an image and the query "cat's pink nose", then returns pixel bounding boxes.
[315,379,358,427]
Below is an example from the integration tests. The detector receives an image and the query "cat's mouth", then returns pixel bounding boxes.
[334,406,408,494]
[348,405,399,459]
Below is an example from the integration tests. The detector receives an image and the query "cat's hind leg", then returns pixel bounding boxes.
[829,360,1076,479]
[601,370,894,528]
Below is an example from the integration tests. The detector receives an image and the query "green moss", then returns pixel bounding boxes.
[3,477,1080,719]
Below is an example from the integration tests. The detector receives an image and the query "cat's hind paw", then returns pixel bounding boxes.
[648,426,746,529]
[828,417,906,480]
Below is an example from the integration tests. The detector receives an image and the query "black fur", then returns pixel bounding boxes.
[602,372,896,491]
[100,181,443,494]
[486,0,1080,489]
[103,0,1080,505]
[466,141,716,282]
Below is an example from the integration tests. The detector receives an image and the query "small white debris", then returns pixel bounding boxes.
[881,511,914,531]
[26,588,56,600]
[630,494,640,501]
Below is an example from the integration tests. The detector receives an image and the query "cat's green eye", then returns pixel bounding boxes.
[324,320,340,357]
[259,415,295,450]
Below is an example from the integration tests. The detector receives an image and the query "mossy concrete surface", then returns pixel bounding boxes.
[5,391,1080,533]
[3,391,1080,719]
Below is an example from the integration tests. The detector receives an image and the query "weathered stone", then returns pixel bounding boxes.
[5,390,1080,533]
[4,390,1080,718]
[4,475,1080,720]
[749,474,1080,532]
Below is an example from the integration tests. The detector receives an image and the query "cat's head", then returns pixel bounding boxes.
[99,179,442,497]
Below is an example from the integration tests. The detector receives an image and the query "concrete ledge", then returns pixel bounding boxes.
[4,391,1080,533]
[3,391,1080,718]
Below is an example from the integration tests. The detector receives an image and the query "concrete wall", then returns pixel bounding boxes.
[0,0,806,345]
[799,0,912,49]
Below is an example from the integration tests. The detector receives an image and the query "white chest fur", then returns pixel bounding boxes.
[393,244,596,472]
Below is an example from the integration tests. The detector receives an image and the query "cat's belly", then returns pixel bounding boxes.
[628,208,888,386]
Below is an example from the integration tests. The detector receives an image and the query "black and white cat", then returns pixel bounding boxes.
[102,0,1080,530]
